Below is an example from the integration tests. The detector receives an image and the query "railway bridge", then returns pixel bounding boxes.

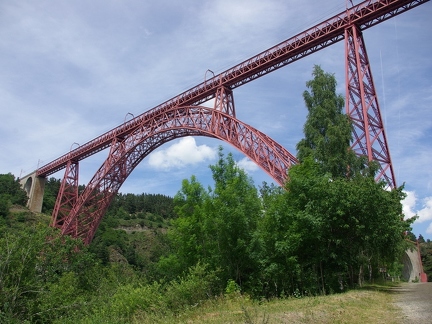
[20,0,429,247]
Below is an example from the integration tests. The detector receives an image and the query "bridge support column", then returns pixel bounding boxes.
[214,86,235,116]
[345,23,396,189]
[402,247,428,283]
[52,160,79,228]
[19,172,46,213]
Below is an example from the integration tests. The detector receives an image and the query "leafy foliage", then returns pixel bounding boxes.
[286,160,410,291]
[161,148,261,289]
[41,179,175,272]
[110,192,175,219]
[420,239,432,281]
[0,173,28,216]
[41,177,61,214]
[254,65,413,296]
[88,193,173,274]
[296,66,357,178]
[0,221,97,322]
[42,178,86,214]
[0,196,216,323]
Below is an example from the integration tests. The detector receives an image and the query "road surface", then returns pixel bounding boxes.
[391,282,432,323]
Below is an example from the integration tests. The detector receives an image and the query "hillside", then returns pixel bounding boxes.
[0,169,428,323]
[0,205,409,323]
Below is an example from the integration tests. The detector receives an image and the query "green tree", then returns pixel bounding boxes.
[0,195,10,218]
[206,148,261,287]
[0,173,28,206]
[405,231,417,242]
[287,160,411,290]
[420,241,432,281]
[0,224,98,322]
[156,176,209,280]
[163,148,261,290]
[255,183,306,297]
[256,66,413,296]
[290,65,412,290]
[42,177,61,214]
[171,175,209,270]
[296,66,359,178]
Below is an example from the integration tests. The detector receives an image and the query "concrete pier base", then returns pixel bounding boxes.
[402,248,427,283]
[19,172,46,213]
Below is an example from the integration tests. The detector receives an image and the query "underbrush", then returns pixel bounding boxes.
[53,280,403,324]
[135,285,402,324]
[54,263,221,323]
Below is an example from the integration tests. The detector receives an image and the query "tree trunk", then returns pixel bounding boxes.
[320,261,326,294]
[368,258,372,282]
[358,264,363,287]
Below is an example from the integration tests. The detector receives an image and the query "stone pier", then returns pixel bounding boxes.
[402,247,428,283]
[19,171,46,213]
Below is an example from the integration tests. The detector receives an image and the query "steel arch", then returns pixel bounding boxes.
[60,105,298,244]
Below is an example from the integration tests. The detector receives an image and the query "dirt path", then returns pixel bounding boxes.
[389,282,432,323]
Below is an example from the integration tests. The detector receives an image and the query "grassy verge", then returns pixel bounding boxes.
[133,285,403,324]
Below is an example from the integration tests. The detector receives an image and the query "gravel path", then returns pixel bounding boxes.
[390,282,432,323]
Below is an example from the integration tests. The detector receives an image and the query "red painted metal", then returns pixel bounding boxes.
[36,0,428,179]
[214,86,236,116]
[51,160,79,228]
[416,240,428,282]
[60,104,298,244]
[345,24,396,188]
[33,0,429,243]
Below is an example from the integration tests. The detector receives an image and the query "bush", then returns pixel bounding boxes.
[110,282,164,318]
[0,173,28,206]
[83,263,221,322]
[0,195,10,218]
[163,263,221,312]
[36,272,85,322]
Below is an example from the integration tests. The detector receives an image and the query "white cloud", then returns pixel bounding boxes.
[417,196,432,223]
[402,191,432,222]
[402,190,417,219]
[147,137,216,170]
[427,223,432,235]
[402,191,432,239]
[236,157,259,174]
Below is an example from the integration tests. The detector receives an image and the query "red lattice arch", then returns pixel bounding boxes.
[58,105,298,244]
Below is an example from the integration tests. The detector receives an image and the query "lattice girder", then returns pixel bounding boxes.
[345,24,395,188]
[214,86,236,117]
[45,0,432,244]
[51,160,79,228]
[37,1,428,178]
[59,105,298,244]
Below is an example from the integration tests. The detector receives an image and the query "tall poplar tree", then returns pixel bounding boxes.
[296,65,358,178]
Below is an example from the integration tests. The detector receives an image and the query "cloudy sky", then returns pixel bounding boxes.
[1,1,431,239]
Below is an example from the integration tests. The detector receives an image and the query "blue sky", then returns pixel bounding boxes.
[1,1,431,239]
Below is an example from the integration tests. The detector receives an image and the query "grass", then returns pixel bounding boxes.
[131,284,404,324]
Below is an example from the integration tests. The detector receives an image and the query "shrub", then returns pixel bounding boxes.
[163,263,221,312]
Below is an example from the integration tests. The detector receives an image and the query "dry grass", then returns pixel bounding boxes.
[133,286,403,324]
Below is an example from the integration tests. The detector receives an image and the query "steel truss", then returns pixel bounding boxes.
[51,160,79,228]
[40,0,428,243]
[60,103,298,244]
[37,0,428,179]
[345,24,396,188]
